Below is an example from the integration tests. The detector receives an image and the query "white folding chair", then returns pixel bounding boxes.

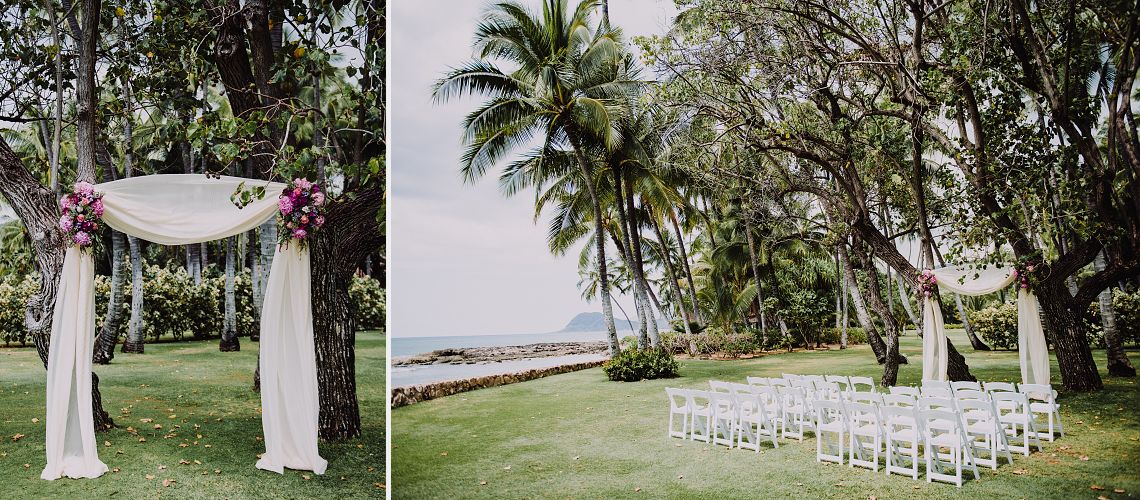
[983,381,1017,393]
[816,380,844,402]
[958,399,1015,470]
[708,383,737,447]
[918,395,957,413]
[735,385,780,451]
[845,391,882,405]
[991,391,1041,455]
[665,388,691,439]
[849,376,876,394]
[746,376,770,387]
[814,399,847,464]
[922,379,952,391]
[688,390,713,443]
[777,385,811,441]
[889,385,920,398]
[846,401,882,471]
[951,381,982,392]
[882,405,923,479]
[825,375,851,393]
[921,409,980,487]
[1019,383,1064,441]
[768,378,790,389]
[921,386,954,399]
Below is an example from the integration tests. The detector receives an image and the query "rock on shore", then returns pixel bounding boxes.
[392,341,609,366]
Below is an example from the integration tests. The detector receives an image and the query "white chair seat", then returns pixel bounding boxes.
[929,432,961,447]
[818,420,844,433]
[852,423,879,436]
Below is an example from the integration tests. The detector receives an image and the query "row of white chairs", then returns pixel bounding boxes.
[665,376,1064,487]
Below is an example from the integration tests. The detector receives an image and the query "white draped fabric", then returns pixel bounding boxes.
[921,264,1050,385]
[43,175,327,480]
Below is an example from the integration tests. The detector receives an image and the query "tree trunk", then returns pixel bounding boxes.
[626,194,658,346]
[669,206,702,327]
[92,143,123,364]
[839,239,887,363]
[570,135,618,356]
[852,241,908,385]
[742,204,768,344]
[649,212,694,346]
[219,235,240,351]
[119,70,145,354]
[311,186,383,439]
[1037,281,1103,390]
[610,168,648,348]
[1095,252,1136,376]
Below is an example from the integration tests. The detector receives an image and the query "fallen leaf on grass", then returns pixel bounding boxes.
[214,469,221,474]
[795,483,803,486]
[1079,456,1090,461]
[634,487,641,492]
[1114,489,1126,493]
[479,481,487,486]
[12,434,25,442]
[573,456,580,460]
[1059,445,1071,450]
[302,475,311,480]
[23,464,30,469]
[1012,469,1028,475]
[138,437,146,443]
[111,468,120,473]
[145,474,155,480]
[31,418,39,423]
[104,441,111,447]
[179,443,189,448]
[374,483,385,489]
[153,424,163,430]
[162,479,175,487]
[1091,485,1105,491]
[440,452,448,456]
[158,465,167,470]
[193,460,201,465]
[833,483,845,487]
[179,459,190,465]
[503,465,511,471]
[140,418,153,423]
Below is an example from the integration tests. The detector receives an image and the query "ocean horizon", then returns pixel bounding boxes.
[390,330,614,357]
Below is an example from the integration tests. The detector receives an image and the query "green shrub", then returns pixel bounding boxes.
[1084,288,1140,347]
[0,273,39,345]
[968,303,1018,350]
[602,347,680,381]
[818,326,867,346]
[846,327,868,345]
[349,276,386,331]
[690,326,757,357]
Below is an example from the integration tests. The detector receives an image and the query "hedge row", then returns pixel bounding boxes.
[1,268,385,345]
[968,288,1140,350]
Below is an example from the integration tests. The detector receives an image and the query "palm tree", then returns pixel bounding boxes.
[433,0,639,356]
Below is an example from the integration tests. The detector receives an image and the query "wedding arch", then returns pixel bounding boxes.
[920,264,1049,385]
[42,174,327,480]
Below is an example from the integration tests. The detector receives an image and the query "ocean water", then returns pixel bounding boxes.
[390,330,613,388]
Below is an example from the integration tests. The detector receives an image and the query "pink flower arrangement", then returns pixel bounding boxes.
[1013,258,1040,291]
[59,181,104,249]
[278,177,326,246]
[918,269,938,298]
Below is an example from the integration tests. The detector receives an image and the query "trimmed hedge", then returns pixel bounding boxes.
[968,303,1019,350]
[602,347,679,381]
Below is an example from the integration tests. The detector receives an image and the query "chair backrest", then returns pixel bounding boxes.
[777,385,806,405]
[688,389,712,409]
[846,401,879,426]
[882,393,916,408]
[825,375,851,391]
[990,391,1030,418]
[817,380,843,400]
[708,389,736,414]
[889,386,920,398]
[846,391,882,405]
[804,374,825,385]
[955,389,989,402]
[782,373,801,382]
[1018,383,1056,402]
[921,409,963,438]
[957,399,997,425]
[918,396,956,413]
[813,398,846,426]
[951,381,982,392]
[665,388,688,411]
[881,405,921,433]
[746,376,770,387]
[709,380,734,393]
[922,379,952,391]
[921,386,953,399]
[984,381,1017,393]
[849,376,876,393]
[729,382,758,413]
[768,378,790,388]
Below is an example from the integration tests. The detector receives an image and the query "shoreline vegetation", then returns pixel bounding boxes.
[392,341,609,366]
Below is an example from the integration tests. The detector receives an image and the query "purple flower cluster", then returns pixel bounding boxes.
[278,178,326,245]
[59,181,104,248]
[1012,261,1037,290]
[918,269,938,298]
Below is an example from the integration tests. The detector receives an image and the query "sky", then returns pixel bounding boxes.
[389,0,679,338]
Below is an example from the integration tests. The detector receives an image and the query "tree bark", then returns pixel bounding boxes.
[119,68,145,354]
[839,239,887,363]
[649,212,694,348]
[625,192,658,346]
[311,186,383,439]
[669,206,702,327]
[852,239,907,385]
[1037,280,1103,390]
[610,168,648,347]
[569,134,619,356]
[1095,252,1135,377]
[219,235,240,351]
[742,203,768,344]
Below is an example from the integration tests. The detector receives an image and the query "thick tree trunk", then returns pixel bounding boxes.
[219,235,240,351]
[1037,281,1103,390]
[853,241,908,385]
[626,195,658,346]
[1096,252,1136,377]
[649,213,694,347]
[311,186,382,439]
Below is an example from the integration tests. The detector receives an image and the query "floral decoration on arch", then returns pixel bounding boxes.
[59,181,104,249]
[1012,256,1040,291]
[917,269,938,298]
[277,178,326,247]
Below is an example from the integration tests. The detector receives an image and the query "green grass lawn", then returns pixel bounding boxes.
[392,330,1140,499]
[0,331,386,499]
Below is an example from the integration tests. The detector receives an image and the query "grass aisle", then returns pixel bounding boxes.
[392,330,1140,499]
[0,331,386,499]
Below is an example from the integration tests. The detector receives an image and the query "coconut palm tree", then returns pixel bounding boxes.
[433,0,639,355]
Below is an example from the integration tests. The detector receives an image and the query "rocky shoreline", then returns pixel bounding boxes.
[392,341,609,366]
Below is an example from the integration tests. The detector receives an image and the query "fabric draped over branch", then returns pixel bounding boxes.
[43,175,327,480]
[920,264,1049,384]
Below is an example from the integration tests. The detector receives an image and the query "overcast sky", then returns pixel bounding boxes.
[390,0,679,338]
